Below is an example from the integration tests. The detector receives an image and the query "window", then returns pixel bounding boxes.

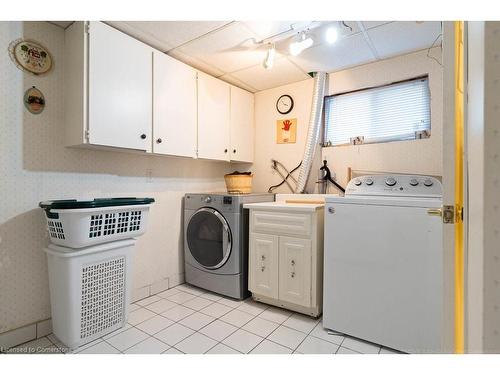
[323,76,431,146]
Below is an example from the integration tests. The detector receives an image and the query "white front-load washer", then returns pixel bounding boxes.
[323,174,444,353]
[183,193,274,300]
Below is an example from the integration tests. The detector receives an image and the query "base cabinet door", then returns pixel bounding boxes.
[278,236,312,307]
[249,233,278,299]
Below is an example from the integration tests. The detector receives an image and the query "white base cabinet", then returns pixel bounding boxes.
[246,203,324,317]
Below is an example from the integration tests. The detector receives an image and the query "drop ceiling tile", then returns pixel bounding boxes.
[336,21,362,36]
[362,21,393,29]
[167,49,225,77]
[231,57,310,91]
[243,21,307,40]
[48,21,73,29]
[287,33,376,74]
[173,22,266,73]
[368,21,442,59]
[107,21,230,52]
[219,73,258,93]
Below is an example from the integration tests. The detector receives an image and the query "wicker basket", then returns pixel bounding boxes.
[224,173,253,194]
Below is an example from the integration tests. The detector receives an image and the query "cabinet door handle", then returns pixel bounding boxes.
[140,134,147,140]
[261,266,265,272]
[156,138,162,144]
[233,149,236,153]
[291,260,295,266]
[291,272,295,278]
[261,255,266,260]
[224,149,228,153]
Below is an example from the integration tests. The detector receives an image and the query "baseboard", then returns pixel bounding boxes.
[0,318,52,352]
[1,273,184,351]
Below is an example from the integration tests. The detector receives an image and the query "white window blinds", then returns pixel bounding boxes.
[324,76,431,146]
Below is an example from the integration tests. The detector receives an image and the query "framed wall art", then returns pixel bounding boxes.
[23,86,45,114]
[8,39,53,75]
[276,118,297,144]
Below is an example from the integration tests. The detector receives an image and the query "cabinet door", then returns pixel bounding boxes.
[278,236,312,307]
[88,21,152,151]
[197,72,230,161]
[230,85,254,162]
[249,233,279,299]
[153,51,197,157]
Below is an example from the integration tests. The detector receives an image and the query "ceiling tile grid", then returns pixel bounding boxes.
[231,56,310,91]
[49,20,442,92]
[367,21,442,59]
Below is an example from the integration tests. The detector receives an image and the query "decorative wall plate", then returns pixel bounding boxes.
[24,86,45,114]
[9,39,53,75]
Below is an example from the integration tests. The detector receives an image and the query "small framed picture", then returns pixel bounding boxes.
[24,86,45,114]
[276,118,297,144]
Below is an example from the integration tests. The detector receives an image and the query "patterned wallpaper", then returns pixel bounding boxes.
[0,21,233,333]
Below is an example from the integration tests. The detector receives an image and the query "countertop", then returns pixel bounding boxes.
[243,201,324,212]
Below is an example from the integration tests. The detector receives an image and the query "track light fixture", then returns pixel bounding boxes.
[289,31,314,56]
[263,43,276,70]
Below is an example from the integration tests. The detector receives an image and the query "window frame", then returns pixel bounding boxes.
[322,75,432,147]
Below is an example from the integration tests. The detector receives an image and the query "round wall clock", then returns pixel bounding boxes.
[8,39,53,75]
[276,94,294,115]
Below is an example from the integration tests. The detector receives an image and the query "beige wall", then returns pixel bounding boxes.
[253,48,443,193]
[0,21,231,334]
[253,79,315,193]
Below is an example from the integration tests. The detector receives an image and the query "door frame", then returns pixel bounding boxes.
[442,21,467,354]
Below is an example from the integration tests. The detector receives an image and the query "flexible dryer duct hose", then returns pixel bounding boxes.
[295,72,327,193]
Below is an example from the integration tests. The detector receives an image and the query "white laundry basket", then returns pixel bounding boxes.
[39,197,154,248]
[45,239,135,350]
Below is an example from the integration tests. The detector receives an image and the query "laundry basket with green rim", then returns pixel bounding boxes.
[39,197,155,249]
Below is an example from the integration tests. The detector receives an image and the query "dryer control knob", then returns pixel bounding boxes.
[354,179,362,186]
[409,178,419,186]
[365,178,374,186]
[385,177,397,186]
[204,196,212,203]
[424,179,434,187]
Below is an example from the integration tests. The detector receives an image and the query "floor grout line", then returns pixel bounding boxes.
[23,283,388,355]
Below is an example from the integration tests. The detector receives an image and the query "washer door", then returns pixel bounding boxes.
[186,208,232,269]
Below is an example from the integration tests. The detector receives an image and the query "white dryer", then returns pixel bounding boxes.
[323,174,443,353]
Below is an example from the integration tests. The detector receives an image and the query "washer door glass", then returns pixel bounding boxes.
[186,208,232,269]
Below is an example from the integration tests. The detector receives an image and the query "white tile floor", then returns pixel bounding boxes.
[8,283,404,354]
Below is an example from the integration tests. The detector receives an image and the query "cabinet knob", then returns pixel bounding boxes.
[261,255,266,260]
[140,134,147,140]
[233,149,236,153]
[224,149,228,153]
[261,266,265,272]
[291,260,295,266]
[156,138,162,144]
[291,272,295,278]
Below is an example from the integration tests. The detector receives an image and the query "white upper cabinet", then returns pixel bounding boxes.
[65,21,153,151]
[153,51,197,158]
[65,21,255,162]
[197,72,231,161]
[88,21,153,151]
[230,86,254,163]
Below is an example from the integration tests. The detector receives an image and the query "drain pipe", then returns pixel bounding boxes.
[295,72,327,193]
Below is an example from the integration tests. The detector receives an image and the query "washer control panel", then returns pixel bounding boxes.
[346,175,442,197]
